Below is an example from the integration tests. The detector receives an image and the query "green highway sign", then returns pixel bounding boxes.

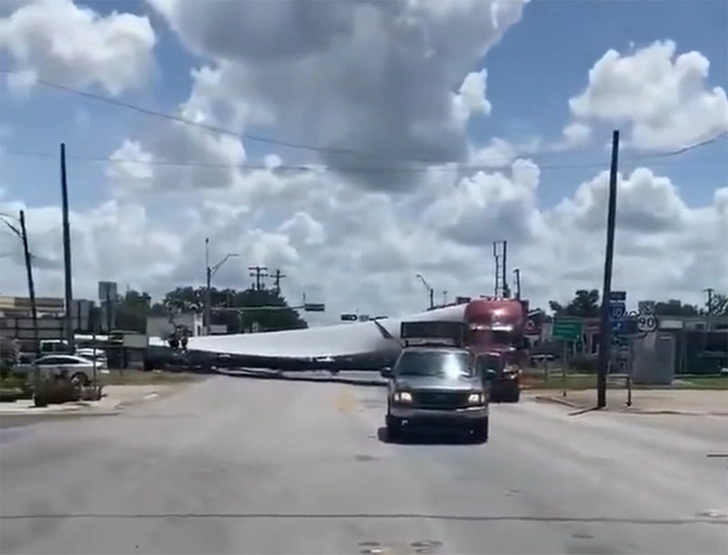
[552,318,583,342]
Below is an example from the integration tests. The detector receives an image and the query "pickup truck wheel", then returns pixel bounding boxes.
[472,418,489,443]
[386,415,403,442]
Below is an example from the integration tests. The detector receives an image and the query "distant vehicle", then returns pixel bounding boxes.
[16,354,98,386]
[381,321,492,443]
[75,348,108,369]
[39,339,73,355]
[463,297,530,403]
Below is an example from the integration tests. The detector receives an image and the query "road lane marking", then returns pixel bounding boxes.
[335,388,358,412]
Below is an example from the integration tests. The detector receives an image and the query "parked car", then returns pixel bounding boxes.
[75,348,108,369]
[15,354,99,386]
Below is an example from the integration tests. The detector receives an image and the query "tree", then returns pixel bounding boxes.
[653,299,700,317]
[548,289,600,318]
[115,289,155,333]
[156,285,308,333]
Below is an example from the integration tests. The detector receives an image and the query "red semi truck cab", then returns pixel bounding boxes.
[464,297,529,402]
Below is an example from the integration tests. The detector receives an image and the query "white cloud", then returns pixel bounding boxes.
[2,152,725,319]
[144,0,527,192]
[567,40,728,151]
[0,0,156,96]
[0,1,725,323]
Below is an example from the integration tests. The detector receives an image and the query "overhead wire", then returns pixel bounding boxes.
[0,69,725,176]
[1,131,725,177]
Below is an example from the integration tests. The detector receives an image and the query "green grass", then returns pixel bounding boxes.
[677,376,728,390]
[523,373,728,390]
[523,375,597,390]
[0,374,27,390]
[101,369,205,386]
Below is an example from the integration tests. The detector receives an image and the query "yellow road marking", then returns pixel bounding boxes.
[335,387,358,412]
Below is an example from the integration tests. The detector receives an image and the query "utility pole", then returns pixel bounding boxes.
[19,210,42,404]
[493,241,508,297]
[18,211,39,356]
[249,265,268,291]
[704,287,715,314]
[205,238,211,334]
[513,268,521,300]
[272,268,286,294]
[60,143,75,350]
[502,240,508,297]
[596,130,621,410]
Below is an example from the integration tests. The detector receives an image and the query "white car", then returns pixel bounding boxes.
[17,354,100,386]
[75,348,108,369]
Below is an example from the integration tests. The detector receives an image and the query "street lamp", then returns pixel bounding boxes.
[416,273,435,310]
[204,237,239,335]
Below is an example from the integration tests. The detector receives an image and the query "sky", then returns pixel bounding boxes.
[0,0,726,325]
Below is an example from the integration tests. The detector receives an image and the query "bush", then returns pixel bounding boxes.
[569,353,599,373]
[34,378,80,406]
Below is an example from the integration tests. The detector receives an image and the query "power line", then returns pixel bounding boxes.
[1,68,724,169]
[1,130,724,176]
[0,69,442,165]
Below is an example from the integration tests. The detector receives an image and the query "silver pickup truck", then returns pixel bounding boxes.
[381,344,491,443]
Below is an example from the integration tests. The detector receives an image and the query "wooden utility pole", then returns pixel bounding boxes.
[272,269,286,294]
[18,211,39,355]
[60,143,75,351]
[248,265,268,291]
[596,130,621,410]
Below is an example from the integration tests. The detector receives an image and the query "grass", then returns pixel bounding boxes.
[522,373,728,390]
[100,369,206,386]
[678,376,728,390]
[0,375,26,390]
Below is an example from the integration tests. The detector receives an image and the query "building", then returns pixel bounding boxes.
[147,312,204,339]
[0,295,65,316]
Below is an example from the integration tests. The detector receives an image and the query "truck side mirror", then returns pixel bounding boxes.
[380,367,393,379]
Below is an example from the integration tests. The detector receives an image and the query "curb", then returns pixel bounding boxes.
[114,391,161,410]
[618,409,728,417]
[533,395,583,408]
[0,409,119,418]
[533,395,728,417]
[112,382,194,410]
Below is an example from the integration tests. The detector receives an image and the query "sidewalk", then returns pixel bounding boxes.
[530,389,728,416]
[0,384,182,417]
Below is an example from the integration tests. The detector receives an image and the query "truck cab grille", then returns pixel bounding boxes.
[412,390,471,409]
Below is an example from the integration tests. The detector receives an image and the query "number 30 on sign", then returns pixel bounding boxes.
[637,314,657,333]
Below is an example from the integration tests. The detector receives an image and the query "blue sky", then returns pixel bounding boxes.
[1,0,726,212]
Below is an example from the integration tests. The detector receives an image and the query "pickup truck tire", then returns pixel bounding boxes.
[471,418,489,443]
[386,415,403,442]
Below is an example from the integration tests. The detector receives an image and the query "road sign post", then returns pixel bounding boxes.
[552,319,583,342]
[552,318,583,398]
[637,314,657,333]
[608,291,626,302]
[609,301,626,320]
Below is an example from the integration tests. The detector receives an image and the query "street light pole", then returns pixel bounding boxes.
[416,273,434,309]
[205,238,211,335]
[204,237,239,335]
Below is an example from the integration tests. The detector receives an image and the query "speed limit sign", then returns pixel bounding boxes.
[637,314,657,333]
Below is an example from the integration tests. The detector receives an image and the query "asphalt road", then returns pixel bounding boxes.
[1,375,727,555]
